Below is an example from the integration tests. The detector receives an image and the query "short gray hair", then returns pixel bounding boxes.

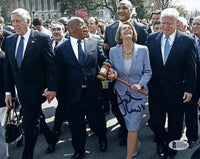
[12,8,31,26]
[160,8,179,22]
[193,16,200,22]
[51,21,65,31]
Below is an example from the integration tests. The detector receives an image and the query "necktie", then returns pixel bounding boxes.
[164,36,170,64]
[53,41,58,54]
[16,36,24,68]
[197,39,200,62]
[77,39,85,66]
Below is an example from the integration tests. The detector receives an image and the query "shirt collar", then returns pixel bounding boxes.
[19,28,31,40]
[163,30,176,42]
[70,36,83,44]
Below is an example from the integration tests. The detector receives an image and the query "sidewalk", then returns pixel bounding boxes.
[8,99,199,159]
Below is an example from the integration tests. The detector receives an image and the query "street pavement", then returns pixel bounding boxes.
[8,99,200,159]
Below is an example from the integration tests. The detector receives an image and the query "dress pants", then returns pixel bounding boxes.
[149,91,185,156]
[67,88,107,154]
[185,95,198,142]
[39,112,58,145]
[22,104,40,159]
[54,93,67,132]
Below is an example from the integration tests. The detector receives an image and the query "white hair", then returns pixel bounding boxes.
[178,17,188,27]
[11,8,31,26]
[160,8,179,22]
[193,16,200,22]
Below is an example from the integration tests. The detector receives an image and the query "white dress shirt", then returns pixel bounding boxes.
[15,28,31,58]
[70,36,85,61]
[161,30,176,63]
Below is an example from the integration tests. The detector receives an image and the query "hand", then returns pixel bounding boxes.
[107,68,117,80]
[183,92,192,103]
[197,98,200,107]
[5,95,13,109]
[47,91,57,103]
[43,88,57,103]
[131,83,142,92]
[103,44,110,51]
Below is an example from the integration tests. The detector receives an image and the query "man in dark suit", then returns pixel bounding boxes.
[185,16,200,148]
[104,0,148,146]
[56,17,107,159]
[147,8,196,159]
[147,10,161,35]
[51,21,67,135]
[4,8,57,159]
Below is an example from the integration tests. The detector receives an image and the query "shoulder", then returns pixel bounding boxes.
[110,45,121,53]
[106,21,119,29]
[132,20,146,30]
[176,31,195,43]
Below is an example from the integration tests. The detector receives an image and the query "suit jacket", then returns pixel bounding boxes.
[109,44,152,98]
[104,20,148,49]
[0,30,12,107]
[147,31,196,103]
[56,37,107,103]
[4,30,57,106]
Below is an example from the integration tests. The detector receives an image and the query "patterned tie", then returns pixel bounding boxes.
[16,36,24,68]
[77,39,85,66]
[164,36,170,64]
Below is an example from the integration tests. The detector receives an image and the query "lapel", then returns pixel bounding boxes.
[115,45,128,76]
[154,32,164,68]
[20,30,37,68]
[67,38,80,65]
[83,38,89,63]
[128,43,139,75]
[165,31,181,66]
[111,21,120,44]
[10,35,18,67]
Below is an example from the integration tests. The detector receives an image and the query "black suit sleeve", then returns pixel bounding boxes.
[185,38,197,93]
[43,35,57,91]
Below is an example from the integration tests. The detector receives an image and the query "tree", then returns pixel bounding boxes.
[0,0,14,24]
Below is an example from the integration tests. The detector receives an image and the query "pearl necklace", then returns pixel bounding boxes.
[123,45,134,55]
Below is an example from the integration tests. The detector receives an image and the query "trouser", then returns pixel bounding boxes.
[67,88,107,154]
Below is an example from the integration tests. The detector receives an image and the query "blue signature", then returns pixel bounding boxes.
[115,90,145,117]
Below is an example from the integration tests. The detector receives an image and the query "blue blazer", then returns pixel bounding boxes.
[147,30,196,103]
[109,43,152,98]
[4,30,57,105]
[56,37,107,103]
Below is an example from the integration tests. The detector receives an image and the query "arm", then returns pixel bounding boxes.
[138,47,152,89]
[183,38,196,103]
[43,36,57,103]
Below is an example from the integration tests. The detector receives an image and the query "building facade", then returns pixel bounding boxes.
[14,0,61,21]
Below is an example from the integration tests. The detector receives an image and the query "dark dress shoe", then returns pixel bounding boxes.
[156,143,165,156]
[45,137,59,154]
[164,154,175,159]
[119,138,127,146]
[188,140,196,148]
[71,153,84,159]
[99,140,107,152]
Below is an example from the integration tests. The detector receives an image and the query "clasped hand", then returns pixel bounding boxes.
[43,88,57,103]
